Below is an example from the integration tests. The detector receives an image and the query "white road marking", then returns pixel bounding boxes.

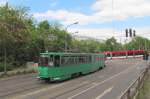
[68,83,99,99]
[95,86,113,99]
[67,65,136,99]
[92,82,98,85]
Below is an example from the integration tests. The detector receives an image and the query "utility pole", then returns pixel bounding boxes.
[3,2,9,75]
[112,0,115,37]
[144,38,147,51]
[4,41,7,74]
[65,22,78,52]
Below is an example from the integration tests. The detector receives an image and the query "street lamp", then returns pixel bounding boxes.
[65,22,79,31]
[65,22,78,52]
[72,31,79,35]
[70,31,79,41]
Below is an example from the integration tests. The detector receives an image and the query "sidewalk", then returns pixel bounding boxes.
[0,68,37,78]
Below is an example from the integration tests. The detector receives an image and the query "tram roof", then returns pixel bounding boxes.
[40,52,102,56]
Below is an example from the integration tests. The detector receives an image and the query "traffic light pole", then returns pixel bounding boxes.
[125,28,136,57]
[144,39,147,50]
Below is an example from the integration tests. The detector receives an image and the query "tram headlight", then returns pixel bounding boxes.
[48,62,54,66]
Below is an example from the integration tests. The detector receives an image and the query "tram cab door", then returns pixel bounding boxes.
[54,55,60,67]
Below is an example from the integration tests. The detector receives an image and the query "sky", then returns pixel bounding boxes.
[0,0,150,42]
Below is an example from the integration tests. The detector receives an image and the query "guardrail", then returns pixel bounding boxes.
[107,55,143,60]
[119,61,150,99]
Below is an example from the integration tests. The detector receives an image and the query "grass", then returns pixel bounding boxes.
[137,71,150,99]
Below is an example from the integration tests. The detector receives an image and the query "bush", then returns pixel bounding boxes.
[0,62,14,72]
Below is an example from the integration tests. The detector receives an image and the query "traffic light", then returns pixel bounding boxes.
[129,28,132,37]
[125,29,128,37]
[125,28,136,38]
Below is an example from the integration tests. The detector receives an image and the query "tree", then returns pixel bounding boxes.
[125,36,150,50]
[0,3,33,70]
[36,20,70,52]
[105,37,120,51]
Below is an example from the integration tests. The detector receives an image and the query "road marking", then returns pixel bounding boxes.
[92,82,98,85]
[68,83,99,99]
[95,86,113,99]
[67,65,136,99]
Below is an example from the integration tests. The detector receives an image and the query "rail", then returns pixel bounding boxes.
[119,60,150,99]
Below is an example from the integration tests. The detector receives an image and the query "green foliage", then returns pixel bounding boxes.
[0,3,33,71]
[105,37,122,51]
[137,72,150,99]
[0,63,14,72]
[125,36,150,50]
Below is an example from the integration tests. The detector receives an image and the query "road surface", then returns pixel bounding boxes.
[0,58,148,99]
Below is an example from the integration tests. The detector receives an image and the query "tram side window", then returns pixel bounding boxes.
[78,56,90,64]
[87,56,92,63]
[74,57,78,64]
[61,56,69,65]
[60,55,92,65]
[61,56,80,65]
[70,57,74,64]
[79,56,83,63]
[61,56,65,65]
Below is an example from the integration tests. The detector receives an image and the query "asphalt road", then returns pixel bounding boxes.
[0,58,148,99]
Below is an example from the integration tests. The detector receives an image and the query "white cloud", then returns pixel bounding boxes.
[0,0,7,6]
[69,28,114,38]
[33,0,150,25]
[68,27,150,42]
[34,10,92,25]
[92,0,150,20]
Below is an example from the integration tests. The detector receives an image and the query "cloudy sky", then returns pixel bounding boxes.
[1,0,150,42]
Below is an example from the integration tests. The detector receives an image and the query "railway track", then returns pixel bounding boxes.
[0,74,51,98]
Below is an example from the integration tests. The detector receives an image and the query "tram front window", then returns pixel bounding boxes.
[39,57,49,66]
[39,56,54,67]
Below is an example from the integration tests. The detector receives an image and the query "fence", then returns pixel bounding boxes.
[119,61,150,99]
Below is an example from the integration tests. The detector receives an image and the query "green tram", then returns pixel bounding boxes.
[38,52,105,81]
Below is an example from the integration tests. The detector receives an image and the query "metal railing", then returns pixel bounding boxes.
[119,61,150,99]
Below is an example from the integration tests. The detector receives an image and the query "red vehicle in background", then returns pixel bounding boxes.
[103,50,145,57]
